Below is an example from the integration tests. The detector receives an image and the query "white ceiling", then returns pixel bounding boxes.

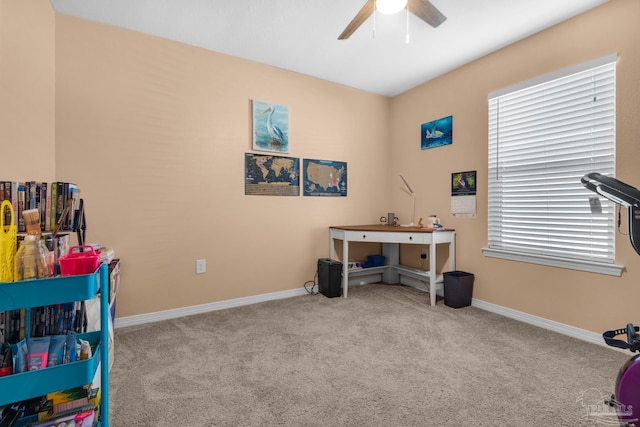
[49,0,608,97]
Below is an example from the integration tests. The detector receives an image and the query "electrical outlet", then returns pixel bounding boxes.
[196,259,206,274]
[420,249,427,259]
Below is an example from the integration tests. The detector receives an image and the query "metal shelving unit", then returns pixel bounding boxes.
[0,263,110,426]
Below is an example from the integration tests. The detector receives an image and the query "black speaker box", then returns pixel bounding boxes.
[317,258,342,298]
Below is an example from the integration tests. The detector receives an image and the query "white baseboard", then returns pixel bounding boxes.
[113,287,309,329]
[471,298,620,352]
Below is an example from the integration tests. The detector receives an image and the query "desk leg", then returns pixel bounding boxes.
[449,232,456,271]
[329,236,336,260]
[382,243,400,284]
[342,239,349,297]
[430,243,437,306]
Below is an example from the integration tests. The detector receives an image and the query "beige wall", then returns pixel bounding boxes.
[3,0,639,335]
[0,0,55,181]
[52,14,391,317]
[390,0,640,333]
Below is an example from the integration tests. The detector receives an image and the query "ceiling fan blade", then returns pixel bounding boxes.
[407,0,447,28]
[338,0,375,40]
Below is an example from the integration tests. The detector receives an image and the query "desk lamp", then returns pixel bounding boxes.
[399,174,416,226]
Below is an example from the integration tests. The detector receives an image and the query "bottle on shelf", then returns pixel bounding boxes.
[14,234,51,280]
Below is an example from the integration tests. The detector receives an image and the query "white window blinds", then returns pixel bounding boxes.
[487,55,617,269]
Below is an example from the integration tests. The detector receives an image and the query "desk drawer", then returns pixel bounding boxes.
[344,231,427,244]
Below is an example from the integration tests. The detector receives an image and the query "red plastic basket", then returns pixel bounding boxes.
[59,245,100,276]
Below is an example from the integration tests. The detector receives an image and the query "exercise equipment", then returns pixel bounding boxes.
[582,172,640,425]
[602,324,640,425]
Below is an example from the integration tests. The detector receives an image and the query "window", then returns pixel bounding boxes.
[483,54,622,276]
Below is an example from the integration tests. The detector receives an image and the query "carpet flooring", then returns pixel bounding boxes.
[109,284,630,426]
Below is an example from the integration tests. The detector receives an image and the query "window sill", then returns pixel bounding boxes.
[481,248,624,277]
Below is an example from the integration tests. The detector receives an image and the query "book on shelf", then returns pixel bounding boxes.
[0,309,26,344]
[54,182,63,230]
[54,181,68,232]
[60,182,69,231]
[17,183,26,232]
[27,181,37,210]
[41,182,49,232]
[49,182,57,234]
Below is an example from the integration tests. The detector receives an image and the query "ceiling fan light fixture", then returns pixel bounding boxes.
[376,0,408,15]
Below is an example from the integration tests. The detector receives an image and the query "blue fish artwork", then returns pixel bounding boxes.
[421,115,453,150]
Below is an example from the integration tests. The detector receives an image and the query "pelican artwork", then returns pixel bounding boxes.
[262,105,284,146]
[252,100,289,153]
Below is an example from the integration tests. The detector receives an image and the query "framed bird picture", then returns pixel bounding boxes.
[252,100,289,153]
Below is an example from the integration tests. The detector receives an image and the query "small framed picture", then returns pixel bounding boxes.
[303,159,347,196]
[252,100,289,153]
[421,115,452,150]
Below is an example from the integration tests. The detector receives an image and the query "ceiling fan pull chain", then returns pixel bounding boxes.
[406,6,410,43]
[373,0,377,39]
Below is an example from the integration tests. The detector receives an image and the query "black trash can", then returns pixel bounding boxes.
[317,258,343,298]
[443,271,474,308]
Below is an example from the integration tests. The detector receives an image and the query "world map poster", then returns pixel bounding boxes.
[245,153,300,196]
[303,159,347,197]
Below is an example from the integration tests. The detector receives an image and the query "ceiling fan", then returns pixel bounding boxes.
[338,0,447,40]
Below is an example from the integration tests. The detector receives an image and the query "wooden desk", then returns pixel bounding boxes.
[329,225,456,306]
